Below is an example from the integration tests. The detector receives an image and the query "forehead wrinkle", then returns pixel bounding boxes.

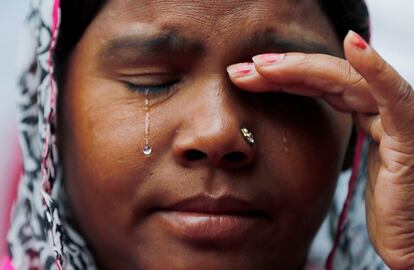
[96,1,339,66]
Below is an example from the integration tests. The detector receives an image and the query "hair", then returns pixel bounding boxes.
[319,0,370,42]
[54,0,107,67]
[55,0,370,169]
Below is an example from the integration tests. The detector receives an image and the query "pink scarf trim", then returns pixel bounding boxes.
[1,257,14,270]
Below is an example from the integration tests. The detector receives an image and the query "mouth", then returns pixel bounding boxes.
[155,194,271,245]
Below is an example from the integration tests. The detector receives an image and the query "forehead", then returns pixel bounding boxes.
[87,0,341,56]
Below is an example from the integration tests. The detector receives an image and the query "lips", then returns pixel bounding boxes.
[163,195,266,215]
[155,194,270,245]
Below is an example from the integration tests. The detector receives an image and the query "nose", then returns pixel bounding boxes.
[172,80,256,170]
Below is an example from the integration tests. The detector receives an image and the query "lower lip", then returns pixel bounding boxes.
[157,211,265,244]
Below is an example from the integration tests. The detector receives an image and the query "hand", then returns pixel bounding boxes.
[227,30,414,270]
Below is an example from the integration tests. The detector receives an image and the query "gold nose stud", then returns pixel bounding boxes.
[241,127,255,146]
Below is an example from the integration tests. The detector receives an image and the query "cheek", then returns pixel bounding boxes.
[258,98,352,238]
[59,77,172,237]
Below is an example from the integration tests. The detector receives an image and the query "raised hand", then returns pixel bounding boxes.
[227,30,414,270]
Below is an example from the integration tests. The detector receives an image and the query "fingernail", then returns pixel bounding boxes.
[349,30,368,50]
[227,63,255,78]
[253,53,285,66]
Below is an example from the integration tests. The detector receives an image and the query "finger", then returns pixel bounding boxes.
[226,62,278,92]
[226,64,356,112]
[226,63,324,95]
[253,53,378,114]
[226,62,331,97]
[353,112,384,143]
[227,52,378,113]
[344,30,414,138]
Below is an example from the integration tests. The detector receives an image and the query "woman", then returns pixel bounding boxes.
[4,0,414,269]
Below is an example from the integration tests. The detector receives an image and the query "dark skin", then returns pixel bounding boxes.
[59,0,353,269]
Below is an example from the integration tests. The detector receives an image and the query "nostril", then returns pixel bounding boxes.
[184,149,208,161]
[222,152,247,163]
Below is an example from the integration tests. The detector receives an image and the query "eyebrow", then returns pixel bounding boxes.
[99,31,204,61]
[99,29,333,66]
[242,30,333,55]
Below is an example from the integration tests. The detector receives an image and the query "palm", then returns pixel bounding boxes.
[366,132,414,268]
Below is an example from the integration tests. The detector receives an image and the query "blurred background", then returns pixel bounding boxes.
[0,0,29,258]
[0,0,413,258]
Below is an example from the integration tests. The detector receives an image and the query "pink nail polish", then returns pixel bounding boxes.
[253,53,285,65]
[227,63,255,78]
[351,31,368,50]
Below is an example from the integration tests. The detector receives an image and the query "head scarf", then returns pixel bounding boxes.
[7,0,95,269]
[6,0,387,269]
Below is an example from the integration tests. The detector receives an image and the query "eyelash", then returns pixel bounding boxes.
[124,80,179,96]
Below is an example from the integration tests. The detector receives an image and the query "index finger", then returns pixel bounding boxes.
[227,52,378,113]
[344,30,414,138]
[344,31,413,108]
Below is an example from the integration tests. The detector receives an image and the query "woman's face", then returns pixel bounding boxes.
[60,0,352,269]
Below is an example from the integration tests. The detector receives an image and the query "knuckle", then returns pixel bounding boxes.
[395,80,414,105]
[299,53,321,68]
[349,75,365,89]
[337,60,350,77]
[371,57,389,79]
[297,53,315,70]
[339,60,364,88]
[370,59,392,87]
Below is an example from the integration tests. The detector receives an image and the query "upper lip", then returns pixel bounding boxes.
[160,194,268,217]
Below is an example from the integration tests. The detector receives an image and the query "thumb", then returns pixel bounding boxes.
[344,30,414,139]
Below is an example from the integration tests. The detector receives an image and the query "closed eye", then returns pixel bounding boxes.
[123,80,180,97]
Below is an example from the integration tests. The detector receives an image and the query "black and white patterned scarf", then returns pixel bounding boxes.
[7,0,96,269]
